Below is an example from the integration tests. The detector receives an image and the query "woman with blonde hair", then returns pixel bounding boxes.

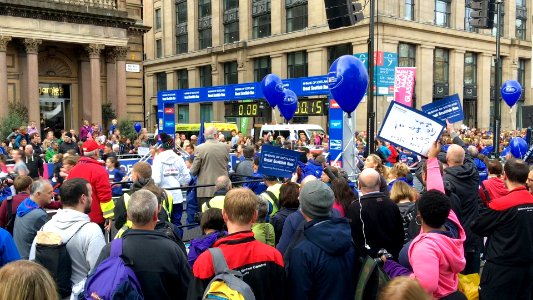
[388,162,413,190]
[379,276,431,300]
[364,154,389,196]
[391,180,418,242]
[0,260,59,300]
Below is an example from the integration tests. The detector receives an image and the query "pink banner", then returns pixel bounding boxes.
[394,67,416,107]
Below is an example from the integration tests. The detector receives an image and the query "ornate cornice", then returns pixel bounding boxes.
[85,44,104,58]
[23,38,42,54]
[0,36,12,52]
[0,0,135,29]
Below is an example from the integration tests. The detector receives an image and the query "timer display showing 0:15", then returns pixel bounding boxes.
[295,99,325,116]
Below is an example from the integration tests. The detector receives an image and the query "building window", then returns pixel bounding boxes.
[199,29,212,49]
[224,21,239,43]
[286,1,308,32]
[223,0,239,43]
[155,8,162,31]
[287,51,308,78]
[516,59,526,127]
[198,0,212,49]
[516,0,527,40]
[252,0,271,38]
[176,69,188,89]
[176,0,188,54]
[224,61,238,85]
[178,105,189,123]
[433,48,449,84]
[199,0,211,18]
[405,0,414,20]
[155,39,163,58]
[327,44,352,68]
[463,53,477,128]
[200,103,213,122]
[464,53,477,86]
[156,72,167,92]
[492,2,505,37]
[254,56,271,81]
[435,0,451,27]
[199,65,212,87]
[176,34,188,54]
[398,43,416,67]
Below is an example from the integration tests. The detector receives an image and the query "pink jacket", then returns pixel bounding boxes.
[408,158,466,299]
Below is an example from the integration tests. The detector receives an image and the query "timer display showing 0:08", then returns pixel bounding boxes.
[295,99,324,116]
[237,103,259,116]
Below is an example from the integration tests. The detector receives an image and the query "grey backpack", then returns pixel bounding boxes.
[202,248,256,300]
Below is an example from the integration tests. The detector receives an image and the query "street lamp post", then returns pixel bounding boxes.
[366,0,375,155]
[492,0,502,157]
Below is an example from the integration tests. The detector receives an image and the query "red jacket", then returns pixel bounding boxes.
[68,157,113,224]
[479,177,508,205]
[387,144,399,164]
[0,192,29,231]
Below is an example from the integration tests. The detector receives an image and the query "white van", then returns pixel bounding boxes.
[259,124,326,143]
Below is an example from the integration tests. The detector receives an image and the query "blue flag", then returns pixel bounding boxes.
[197,120,205,145]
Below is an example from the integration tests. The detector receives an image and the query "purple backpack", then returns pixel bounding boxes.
[83,239,144,300]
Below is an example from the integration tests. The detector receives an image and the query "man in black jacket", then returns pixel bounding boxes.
[438,122,482,274]
[471,159,533,300]
[96,190,191,300]
[59,133,79,154]
[23,145,43,179]
[347,168,404,259]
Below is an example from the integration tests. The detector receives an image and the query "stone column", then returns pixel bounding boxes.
[115,47,128,119]
[271,0,283,35]
[0,36,12,119]
[307,48,327,128]
[23,39,42,133]
[86,44,104,126]
[417,45,435,108]
[105,48,117,115]
[450,50,465,124]
[187,67,200,123]
[478,53,492,129]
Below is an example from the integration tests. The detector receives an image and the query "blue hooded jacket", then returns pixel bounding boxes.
[286,218,356,299]
[16,197,39,217]
[299,159,323,180]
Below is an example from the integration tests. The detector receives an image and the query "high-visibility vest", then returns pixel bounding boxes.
[115,189,173,239]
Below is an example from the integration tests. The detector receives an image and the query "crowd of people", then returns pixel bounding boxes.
[0,118,532,300]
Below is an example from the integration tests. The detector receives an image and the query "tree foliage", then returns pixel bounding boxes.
[0,102,29,140]
[117,119,138,141]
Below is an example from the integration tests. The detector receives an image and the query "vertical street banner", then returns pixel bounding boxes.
[328,99,343,167]
[394,67,416,107]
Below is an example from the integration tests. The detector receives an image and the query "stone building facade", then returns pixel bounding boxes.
[0,0,148,134]
[144,0,531,132]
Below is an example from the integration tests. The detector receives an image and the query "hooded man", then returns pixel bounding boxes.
[285,180,356,299]
[152,133,191,226]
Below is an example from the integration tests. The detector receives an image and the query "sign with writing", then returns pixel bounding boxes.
[258,145,300,178]
[378,101,445,157]
[329,99,344,164]
[421,94,464,123]
[126,64,141,72]
[39,84,70,99]
[394,67,416,107]
[354,51,397,95]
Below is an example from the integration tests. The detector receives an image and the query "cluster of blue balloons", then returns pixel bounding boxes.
[261,55,369,121]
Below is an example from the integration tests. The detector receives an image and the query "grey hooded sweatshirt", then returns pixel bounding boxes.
[29,209,105,289]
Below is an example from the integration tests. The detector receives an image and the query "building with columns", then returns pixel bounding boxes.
[0,0,148,134]
[144,0,531,133]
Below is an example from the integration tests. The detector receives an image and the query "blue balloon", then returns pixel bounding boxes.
[501,80,522,108]
[328,55,368,117]
[261,74,284,108]
[510,137,528,159]
[134,122,142,133]
[278,89,298,121]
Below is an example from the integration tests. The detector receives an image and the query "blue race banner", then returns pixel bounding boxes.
[157,76,330,104]
[328,99,344,167]
[421,93,464,123]
[258,145,300,178]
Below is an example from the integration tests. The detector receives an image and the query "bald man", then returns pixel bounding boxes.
[190,126,230,208]
[439,122,482,275]
[346,168,404,259]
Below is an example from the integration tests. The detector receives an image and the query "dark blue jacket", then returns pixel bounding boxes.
[285,218,356,300]
[298,159,323,180]
[0,227,19,267]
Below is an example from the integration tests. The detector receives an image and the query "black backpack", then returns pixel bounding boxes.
[34,222,89,298]
[5,197,15,235]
